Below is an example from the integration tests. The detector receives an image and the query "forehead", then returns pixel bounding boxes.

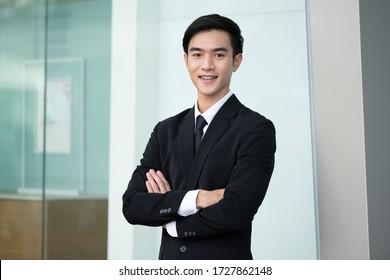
[188,29,232,51]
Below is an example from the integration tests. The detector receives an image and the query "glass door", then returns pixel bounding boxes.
[0,0,112,260]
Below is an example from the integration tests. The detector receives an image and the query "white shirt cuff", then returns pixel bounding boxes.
[165,221,178,237]
[178,189,201,216]
[166,190,201,238]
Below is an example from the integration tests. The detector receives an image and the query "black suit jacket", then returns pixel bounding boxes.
[122,94,276,260]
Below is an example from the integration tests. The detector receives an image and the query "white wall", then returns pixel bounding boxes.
[307,0,370,259]
[107,0,137,260]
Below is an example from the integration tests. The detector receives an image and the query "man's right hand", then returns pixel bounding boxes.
[196,189,225,209]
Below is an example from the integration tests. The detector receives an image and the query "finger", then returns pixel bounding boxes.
[146,172,160,192]
[145,181,153,193]
[147,170,168,193]
[149,170,169,193]
[156,171,171,191]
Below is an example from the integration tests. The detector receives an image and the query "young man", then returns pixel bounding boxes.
[122,14,276,260]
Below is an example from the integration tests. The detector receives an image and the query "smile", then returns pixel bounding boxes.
[199,75,218,80]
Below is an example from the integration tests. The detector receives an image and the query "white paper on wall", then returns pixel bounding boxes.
[36,79,72,154]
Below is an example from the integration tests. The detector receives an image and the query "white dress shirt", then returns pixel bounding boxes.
[166,91,233,237]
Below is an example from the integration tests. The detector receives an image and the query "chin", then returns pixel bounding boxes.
[199,91,217,97]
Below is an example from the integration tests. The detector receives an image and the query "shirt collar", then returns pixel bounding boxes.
[194,90,233,126]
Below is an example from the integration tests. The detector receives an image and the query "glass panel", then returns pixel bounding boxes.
[0,0,46,259]
[0,0,111,260]
[42,0,111,259]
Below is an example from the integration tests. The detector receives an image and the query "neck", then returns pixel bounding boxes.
[197,91,229,113]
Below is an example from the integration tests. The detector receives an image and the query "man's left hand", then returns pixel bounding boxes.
[145,169,171,193]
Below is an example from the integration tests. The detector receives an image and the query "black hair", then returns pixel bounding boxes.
[182,14,244,58]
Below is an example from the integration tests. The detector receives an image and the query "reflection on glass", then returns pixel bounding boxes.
[0,0,111,259]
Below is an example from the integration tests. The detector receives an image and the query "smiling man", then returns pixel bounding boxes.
[122,14,276,260]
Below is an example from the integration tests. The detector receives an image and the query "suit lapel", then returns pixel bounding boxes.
[178,107,195,186]
[187,94,242,188]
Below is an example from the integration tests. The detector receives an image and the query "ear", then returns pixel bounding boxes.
[233,53,243,72]
[184,53,189,71]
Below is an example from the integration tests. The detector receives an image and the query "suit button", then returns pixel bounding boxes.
[159,209,164,214]
[179,245,187,253]
[184,232,188,237]
[167,208,171,213]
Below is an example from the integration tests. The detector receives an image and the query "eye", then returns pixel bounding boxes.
[192,53,202,58]
[215,53,225,58]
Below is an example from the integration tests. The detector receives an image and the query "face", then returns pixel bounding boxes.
[184,30,242,106]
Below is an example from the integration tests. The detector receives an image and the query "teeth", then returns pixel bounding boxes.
[200,75,217,80]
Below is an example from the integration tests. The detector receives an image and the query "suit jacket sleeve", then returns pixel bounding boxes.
[176,118,276,238]
[122,122,187,227]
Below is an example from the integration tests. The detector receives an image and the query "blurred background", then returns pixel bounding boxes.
[0,0,111,259]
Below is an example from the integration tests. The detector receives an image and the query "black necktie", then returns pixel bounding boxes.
[195,115,207,153]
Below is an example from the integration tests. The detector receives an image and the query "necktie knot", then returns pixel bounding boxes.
[196,115,207,130]
[194,115,207,153]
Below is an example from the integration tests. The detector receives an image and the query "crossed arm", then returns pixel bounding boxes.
[145,169,224,210]
[123,117,276,237]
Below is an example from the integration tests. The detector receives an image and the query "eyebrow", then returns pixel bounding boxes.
[189,47,229,52]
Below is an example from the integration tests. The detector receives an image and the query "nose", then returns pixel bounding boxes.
[201,54,215,70]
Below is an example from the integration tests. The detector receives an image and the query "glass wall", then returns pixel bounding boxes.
[0,0,111,259]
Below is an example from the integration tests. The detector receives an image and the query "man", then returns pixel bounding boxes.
[122,14,276,260]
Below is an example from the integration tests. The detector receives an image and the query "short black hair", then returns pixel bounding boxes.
[182,14,244,58]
